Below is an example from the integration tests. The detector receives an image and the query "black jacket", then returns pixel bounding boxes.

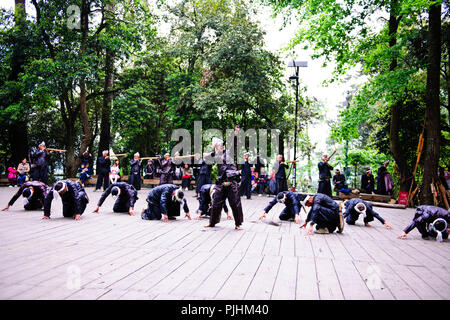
[318,162,333,180]
[263,191,306,215]
[144,164,155,177]
[404,205,450,234]
[43,180,88,217]
[361,173,375,191]
[97,156,111,174]
[306,193,339,224]
[146,184,189,216]
[207,150,240,184]
[275,162,288,179]
[241,161,252,177]
[8,181,50,207]
[343,198,385,224]
[157,158,176,175]
[130,159,142,174]
[332,173,346,189]
[97,182,138,208]
[199,160,212,176]
[33,149,49,166]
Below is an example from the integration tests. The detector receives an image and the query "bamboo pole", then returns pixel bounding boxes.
[46,148,67,152]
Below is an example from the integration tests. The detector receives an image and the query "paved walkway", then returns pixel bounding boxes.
[0,187,448,300]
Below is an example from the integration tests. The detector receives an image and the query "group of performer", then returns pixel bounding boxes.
[2,137,449,241]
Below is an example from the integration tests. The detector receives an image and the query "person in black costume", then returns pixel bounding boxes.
[157,153,176,185]
[129,152,142,190]
[43,180,89,220]
[204,137,244,230]
[343,198,392,228]
[93,182,138,215]
[141,184,191,221]
[302,193,344,235]
[376,160,389,195]
[239,152,253,199]
[317,154,333,197]
[361,168,375,194]
[275,154,288,193]
[398,205,450,241]
[2,181,50,211]
[195,184,231,219]
[95,150,111,191]
[32,142,50,183]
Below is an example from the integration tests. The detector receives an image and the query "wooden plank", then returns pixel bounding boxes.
[296,257,319,300]
[315,258,344,300]
[352,261,395,300]
[271,256,298,300]
[333,259,373,300]
[244,255,282,300]
[215,255,264,300]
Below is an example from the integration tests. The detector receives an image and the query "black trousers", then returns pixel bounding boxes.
[196,175,211,194]
[62,196,88,218]
[239,176,252,199]
[209,182,243,227]
[113,200,131,213]
[160,173,173,185]
[33,165,48,184]
[311,207,339,233]
[276,178,288,193]
[318,180,332,197]
[96,171,109,190]
[182,177,191,189]
[129,172,141,190]
[24,198,44,210]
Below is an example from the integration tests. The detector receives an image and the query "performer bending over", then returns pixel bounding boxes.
[93,182,138,216]
[141,184,191,221]
[195,184,231,220]
[343,199,392,229]
[204,137,244,230]
[43,180,89,220]
[398,205,450,241]
[259,191,307,225]
[302,194,344,234]
[2,181,50,211]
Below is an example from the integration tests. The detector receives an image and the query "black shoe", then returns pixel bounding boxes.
[168,216,176,220]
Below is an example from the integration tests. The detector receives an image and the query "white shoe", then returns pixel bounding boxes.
[8,185,13,188]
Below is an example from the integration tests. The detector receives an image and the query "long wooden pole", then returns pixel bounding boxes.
[46,148,67,152]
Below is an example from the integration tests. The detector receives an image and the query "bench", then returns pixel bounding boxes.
[338,192,392,203]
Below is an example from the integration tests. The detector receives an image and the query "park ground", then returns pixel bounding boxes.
[0,186,449,300]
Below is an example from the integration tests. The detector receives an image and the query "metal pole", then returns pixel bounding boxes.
[292,66,299,192]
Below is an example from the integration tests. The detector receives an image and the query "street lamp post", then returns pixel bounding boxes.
[288,59,308,192]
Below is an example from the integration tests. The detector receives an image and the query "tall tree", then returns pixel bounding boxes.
[421,1,442,203]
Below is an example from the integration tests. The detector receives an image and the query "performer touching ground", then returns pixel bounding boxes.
[32,142,50,183]
[301,194,344,235]
[317,154,333,197]
[259,191,307,225]
[204,137,244,230]
[93,182,138,215]
[343,198,392,229]
[2,181,50,211]
[398,205,450,241]
[129,153,142,190]
[195,184,231,220]
[43,180,89,220]
[141,184,191,221]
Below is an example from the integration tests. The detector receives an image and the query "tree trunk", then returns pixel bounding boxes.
[387,2,412,191]
[7,0,29,166]
[98,2,115,159]
[421,3,442,204]
[78,0,92,160]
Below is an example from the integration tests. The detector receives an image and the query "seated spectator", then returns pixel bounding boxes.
[181,163,193,191]
[17,158,30,186]
[267,169,277,197]
[110,159,121,184]
[8,165,18,187]
[78,163,93,187]
[332,168,347,194]
[257,167,268,197]
[144,159,155,179]
[361,168,375,194]
[251,168,258,193]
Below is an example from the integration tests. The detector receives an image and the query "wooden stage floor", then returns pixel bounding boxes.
[0,187,449,300]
